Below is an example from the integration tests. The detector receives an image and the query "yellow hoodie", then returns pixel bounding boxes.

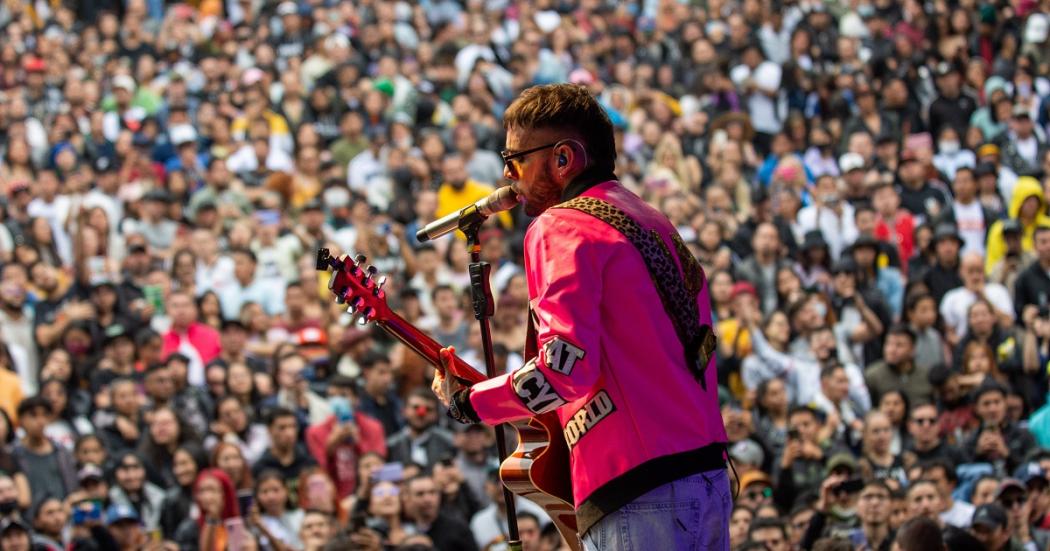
[985,176,1050,274]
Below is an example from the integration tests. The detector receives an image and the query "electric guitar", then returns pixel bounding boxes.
[316,249,580,550]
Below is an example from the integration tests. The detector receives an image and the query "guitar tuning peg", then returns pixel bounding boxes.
[373,276,387,296]
[366,265,377,275]
[354,254,367,266]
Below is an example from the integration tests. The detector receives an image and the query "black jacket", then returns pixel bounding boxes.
[923,261,964,305]
[1015,261,1050,318]
[386,426,457,471]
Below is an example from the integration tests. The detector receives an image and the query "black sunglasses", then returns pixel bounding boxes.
[500,142,558,169]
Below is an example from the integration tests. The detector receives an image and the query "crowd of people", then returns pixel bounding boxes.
[0,0,1050,550]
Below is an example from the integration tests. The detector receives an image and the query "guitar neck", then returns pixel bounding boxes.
[375,313,486,385]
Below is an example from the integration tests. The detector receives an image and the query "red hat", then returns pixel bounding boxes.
[731,281,758,300]
[295,326,328,347]
[23,57,45,73]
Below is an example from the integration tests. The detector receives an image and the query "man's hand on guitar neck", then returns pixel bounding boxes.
[431,346,481,424]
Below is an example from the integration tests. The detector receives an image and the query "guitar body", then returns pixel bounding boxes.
[502,415,578,548]
[318,250,579,550]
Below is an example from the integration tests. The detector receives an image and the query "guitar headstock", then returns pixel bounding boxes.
[316,248,393,326]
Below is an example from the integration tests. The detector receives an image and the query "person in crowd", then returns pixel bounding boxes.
[12,396,76,510]
[385,388,455,471]
[403,474,478,551]
[107,450,165,535]
[865,325,934,407]
[923,459,975,528]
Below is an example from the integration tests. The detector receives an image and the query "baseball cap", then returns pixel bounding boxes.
[169,124,197,146]
[276,1,298,16]
[1014,462,1048,487]
[730,281,758,300]
[972,503,1008,529]
[23,57,45,73]
[802,230,828,251]
[729,439,765,467]
[997,478,1027,498]
[932,223,963,245]
[301,199,324,213]
[0,517,30,536]
[839,152,865,174]
[1013,104,1032,119]
[1002,218,1023,235]
[831,257,858,275]
[296,326,328,347]
[112,74,136,92]
[826,452,859,476]
[103,324,130,346]
[78,464,105,484]
[738,470,773,490]
[105,504,141,526]
[977,143,1001,158]
[569,68,595,86]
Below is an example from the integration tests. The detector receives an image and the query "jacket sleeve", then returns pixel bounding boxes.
[356,415,388,457]
[468,213,606,425]
[304,422,330,471]
[986,221,1005,275]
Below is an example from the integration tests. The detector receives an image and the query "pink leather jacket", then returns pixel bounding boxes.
[468,180,727,533]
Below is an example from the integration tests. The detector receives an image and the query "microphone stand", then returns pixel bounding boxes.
[461,217,522,551]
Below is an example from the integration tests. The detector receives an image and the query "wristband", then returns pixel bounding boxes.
[448,387,481,425]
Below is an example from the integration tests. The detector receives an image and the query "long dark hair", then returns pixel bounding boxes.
[137,406,198,478]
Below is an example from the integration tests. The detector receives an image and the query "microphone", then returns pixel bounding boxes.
[416,186,520,242]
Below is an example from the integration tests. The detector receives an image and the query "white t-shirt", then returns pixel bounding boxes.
[952,201,987,255]
[940,499,975,528]
[939,284,1014,335]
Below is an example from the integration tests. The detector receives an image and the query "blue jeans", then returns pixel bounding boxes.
[581,469,731,551]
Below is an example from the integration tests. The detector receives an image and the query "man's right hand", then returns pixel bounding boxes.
[816,473,848,514]
[115,416,139,441]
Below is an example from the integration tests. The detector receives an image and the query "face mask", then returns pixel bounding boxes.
[812,302,828,318]
[939,140,960,154]
[1018,83,1032,98]
[66,342,91,356]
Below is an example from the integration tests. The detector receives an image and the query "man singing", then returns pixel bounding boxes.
[432,84,730,550]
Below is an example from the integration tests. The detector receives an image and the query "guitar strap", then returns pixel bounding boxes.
[544,196,717,390]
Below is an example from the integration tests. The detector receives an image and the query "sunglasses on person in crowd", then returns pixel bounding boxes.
[744,486,773,501]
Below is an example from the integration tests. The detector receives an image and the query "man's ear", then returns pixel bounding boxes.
[554,139,588,177]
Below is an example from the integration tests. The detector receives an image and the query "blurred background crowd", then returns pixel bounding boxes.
[1,0,1050,550]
